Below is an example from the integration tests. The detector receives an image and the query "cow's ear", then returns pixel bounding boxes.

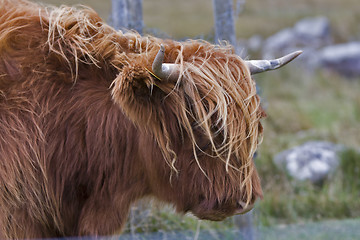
[111,63,166,126]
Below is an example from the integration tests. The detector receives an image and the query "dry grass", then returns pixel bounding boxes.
[257,68,360,151]
[35,0,360,41]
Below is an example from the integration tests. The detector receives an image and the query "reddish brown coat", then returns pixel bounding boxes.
[0,0,264,238]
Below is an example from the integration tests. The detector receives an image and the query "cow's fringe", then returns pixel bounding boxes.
[168,43,264,204]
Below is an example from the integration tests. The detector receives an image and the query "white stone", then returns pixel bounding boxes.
[274,141,342,183]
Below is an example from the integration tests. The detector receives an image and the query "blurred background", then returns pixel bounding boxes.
[35,0,360,239]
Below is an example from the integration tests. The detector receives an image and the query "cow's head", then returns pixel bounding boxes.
[111,38,301,220]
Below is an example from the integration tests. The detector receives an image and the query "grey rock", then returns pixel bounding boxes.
[246,16,360,77]
[317,42,360,77]
[262,16,332,64]
[262,28,296,59]
[274,141,343,183]
[294,16,332,47]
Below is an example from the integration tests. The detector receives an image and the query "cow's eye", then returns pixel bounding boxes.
[190,123,212,154]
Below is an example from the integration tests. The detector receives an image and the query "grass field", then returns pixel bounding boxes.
[33,0,360,235]
[36,0,360,41]
[118,218,360,239]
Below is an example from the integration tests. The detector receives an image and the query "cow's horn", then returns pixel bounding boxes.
[152,44,180,81]
[245,50,303,75]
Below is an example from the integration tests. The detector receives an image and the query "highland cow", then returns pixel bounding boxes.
[0,0,301,238]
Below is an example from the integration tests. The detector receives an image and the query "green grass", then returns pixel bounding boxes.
[256,218,360,240]
[254,68,360,225]
[122,201,237,234]
[119,216,360,239]
[339,149,360,193]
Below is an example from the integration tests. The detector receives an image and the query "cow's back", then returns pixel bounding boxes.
[0,0,113,237]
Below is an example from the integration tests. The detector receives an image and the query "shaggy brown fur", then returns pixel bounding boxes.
[0,0,265,238]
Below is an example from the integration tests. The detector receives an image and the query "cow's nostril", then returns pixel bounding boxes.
[235,201,254,215]
[237,201,246,209]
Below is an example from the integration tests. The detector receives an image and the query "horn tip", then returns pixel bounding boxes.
[289,50,303,60]
[281,50,303,66]
[293,50,303,57]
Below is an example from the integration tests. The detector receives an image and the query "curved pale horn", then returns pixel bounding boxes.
[246,51,303,75]
[152,44,180,81]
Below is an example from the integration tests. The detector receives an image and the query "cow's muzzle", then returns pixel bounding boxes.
[235,201,254,215]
